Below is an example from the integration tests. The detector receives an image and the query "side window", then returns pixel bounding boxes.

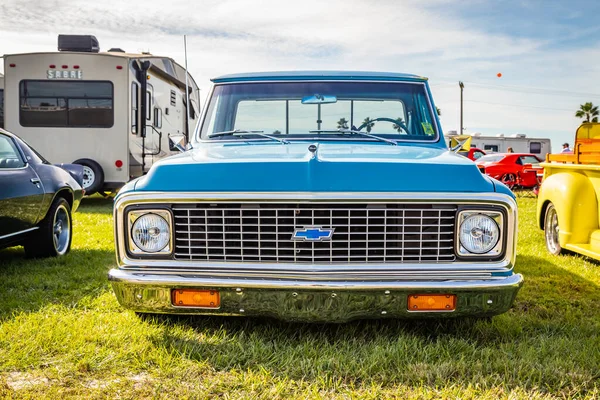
[473,151,484,160]
[521,155,541,165]
[529,142,542,154]
[154,107,162,128]
[484,145,499,152]
[0,135,25,169]
[20,80,113,127]
[146,90,152,120]
[131,82,139,134]
[515,157,523,165]
[190,99,198,120]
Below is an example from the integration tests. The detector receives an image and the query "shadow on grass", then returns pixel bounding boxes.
[77,196,114,215]
[138,253,600,389]
[0,247,114,318]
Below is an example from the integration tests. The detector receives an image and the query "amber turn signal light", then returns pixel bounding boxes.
[172,289,220,308]
[408,294,456,311]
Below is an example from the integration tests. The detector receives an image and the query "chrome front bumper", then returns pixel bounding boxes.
[108,269,524,322]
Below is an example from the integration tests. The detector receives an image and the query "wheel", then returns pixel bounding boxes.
[73,158,104,195]
[500,173,517,189]
[24,197,72,258]
[544,203,564,255]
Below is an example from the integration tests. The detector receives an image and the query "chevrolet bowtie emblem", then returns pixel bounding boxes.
[291,226,335,241]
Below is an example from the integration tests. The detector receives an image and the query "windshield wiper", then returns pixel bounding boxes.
[208,129,289,144]
[309,129,397,146]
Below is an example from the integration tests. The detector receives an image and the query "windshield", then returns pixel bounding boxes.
[199,81,438,141]
[476,154,504,163]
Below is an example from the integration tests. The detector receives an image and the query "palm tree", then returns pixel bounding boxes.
[392,117,405,133]
[575,102,599,122]
[337,118,349,130]
[273,130,281,134]
[362,117,375,133]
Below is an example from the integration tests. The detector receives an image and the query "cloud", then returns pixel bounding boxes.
[0,0,596,146]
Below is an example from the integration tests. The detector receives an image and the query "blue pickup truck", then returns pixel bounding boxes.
[108,71,522,322]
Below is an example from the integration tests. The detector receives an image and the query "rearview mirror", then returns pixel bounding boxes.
[301,94,337,104]
[168,134,188,153]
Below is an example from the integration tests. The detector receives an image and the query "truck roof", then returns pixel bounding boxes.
[211,71,427,83]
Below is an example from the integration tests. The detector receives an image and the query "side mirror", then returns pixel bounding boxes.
[168,134,188,152]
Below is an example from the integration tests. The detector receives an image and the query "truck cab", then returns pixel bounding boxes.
[538,123,600,260]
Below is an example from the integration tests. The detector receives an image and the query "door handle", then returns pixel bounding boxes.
[30,178,41,185]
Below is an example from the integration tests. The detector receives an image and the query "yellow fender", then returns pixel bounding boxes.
[537,171,598,246]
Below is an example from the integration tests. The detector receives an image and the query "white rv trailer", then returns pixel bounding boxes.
[445,131,552,158]
[2,35,201,195]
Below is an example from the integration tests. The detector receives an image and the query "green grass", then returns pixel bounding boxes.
[0,195,599,399]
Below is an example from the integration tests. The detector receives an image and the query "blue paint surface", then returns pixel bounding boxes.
[130,141,496,193]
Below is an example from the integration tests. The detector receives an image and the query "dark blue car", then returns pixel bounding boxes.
[0,128,84,257]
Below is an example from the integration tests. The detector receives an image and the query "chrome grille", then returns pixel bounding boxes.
[173,203,457,263]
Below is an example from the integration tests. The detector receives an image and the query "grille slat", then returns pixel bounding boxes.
[173,203,457,264]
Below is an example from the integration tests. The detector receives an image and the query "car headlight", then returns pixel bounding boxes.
[457,210,503,256]
[128,209,172,255]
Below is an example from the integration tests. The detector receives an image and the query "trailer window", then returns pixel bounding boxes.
[146,90,152,120]
[19,80,113,128]
[0,89,4,128]
[529,142,541,154]
[131,82,139,134]
[154,107,162,128]
[484,145,499,152]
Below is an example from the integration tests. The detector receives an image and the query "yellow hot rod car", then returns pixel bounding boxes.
[537,123,600,260]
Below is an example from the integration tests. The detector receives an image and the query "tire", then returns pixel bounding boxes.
[544,203,564,255]
[73,158,104,195]
[500,173,517,189]
[24,197,72,258]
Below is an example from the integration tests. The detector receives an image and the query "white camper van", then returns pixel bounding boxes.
[2,35,201,195]
[446,131,552,158]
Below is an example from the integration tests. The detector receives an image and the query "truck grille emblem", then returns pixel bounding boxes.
[291,227,334,241]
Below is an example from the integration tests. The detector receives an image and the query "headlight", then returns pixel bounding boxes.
[128,210,172,255]
[457,211,503,256]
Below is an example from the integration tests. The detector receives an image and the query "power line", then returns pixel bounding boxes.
[464,99,573,112]
[431,80,600,99]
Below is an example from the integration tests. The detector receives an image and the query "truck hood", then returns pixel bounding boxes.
[133,141,496,193]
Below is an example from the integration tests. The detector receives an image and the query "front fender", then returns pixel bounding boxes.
[537,171,598,246]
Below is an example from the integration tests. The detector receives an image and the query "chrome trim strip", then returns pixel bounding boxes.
[109,268,523,290]
[114,191,517,274]
[0,226,38,240]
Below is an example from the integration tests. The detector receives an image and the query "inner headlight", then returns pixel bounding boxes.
[128,210,172,255]
[457,211,503,256]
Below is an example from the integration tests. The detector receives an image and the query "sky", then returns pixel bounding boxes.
[1,0,600,149]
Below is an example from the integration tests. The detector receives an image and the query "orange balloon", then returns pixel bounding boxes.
[497,72,502,78]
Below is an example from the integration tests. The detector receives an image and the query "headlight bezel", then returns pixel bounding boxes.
[125,207,174,258]
[455,207,505,259]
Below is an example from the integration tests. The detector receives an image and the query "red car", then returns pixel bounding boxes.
[457,147,486,161]
[476,153,543,188]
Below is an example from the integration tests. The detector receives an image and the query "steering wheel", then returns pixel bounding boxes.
[356,117,409,134]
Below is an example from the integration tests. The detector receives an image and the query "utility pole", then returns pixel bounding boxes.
[184,35,191,143]
[459,81,464,134]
